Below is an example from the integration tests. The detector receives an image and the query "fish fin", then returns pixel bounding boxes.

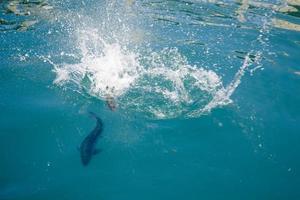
[93,149,102,155]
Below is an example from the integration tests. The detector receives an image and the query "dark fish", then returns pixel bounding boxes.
[80,112,103,166]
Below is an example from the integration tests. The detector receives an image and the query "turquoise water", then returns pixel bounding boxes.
[1,0,300,199]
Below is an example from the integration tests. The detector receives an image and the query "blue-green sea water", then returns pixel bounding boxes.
[1,0,300,199]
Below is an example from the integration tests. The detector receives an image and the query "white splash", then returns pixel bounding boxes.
[52,29,251,119]
[188,55,252,117]
[53,28,142,98]
[120,47,226,119]
[50,1,255,119]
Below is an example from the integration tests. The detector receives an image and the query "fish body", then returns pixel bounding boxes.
[105,86,117,111]
[80,112,103,166]
[106,95,117,111]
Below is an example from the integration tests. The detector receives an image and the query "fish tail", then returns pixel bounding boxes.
[88,111,99,120]
[88,111,103,124]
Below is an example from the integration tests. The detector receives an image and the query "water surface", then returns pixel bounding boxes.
[1,0,300,199]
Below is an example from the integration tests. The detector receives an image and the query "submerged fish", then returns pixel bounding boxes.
[80,112,103,166]
[105,86,117,111]
[106,95,117,111]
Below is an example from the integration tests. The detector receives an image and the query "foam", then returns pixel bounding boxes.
[54,28,142,98]
[50,1,256,119]
[52,27,253,119]
[188,55,251,117]
[53,33,230,119]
